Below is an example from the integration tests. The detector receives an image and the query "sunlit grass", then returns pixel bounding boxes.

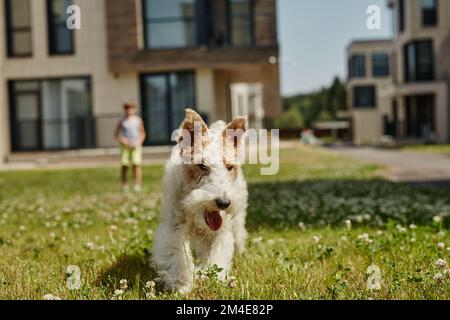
[0,145,449,299]
[402,144,450,156]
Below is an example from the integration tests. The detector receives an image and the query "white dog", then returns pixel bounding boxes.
[152,109,248,293]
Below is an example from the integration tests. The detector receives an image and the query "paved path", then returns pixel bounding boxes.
[328,146,450,187]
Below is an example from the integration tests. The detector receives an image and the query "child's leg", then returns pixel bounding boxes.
[131,146,143,191]
[132,165,142,189]
[121,166,129,187]
[120,146,131,190]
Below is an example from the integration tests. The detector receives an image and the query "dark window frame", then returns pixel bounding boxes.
[4,0,33,57]
[372,53,390,77]
[404,40,434,82]
[47,0,75,55]
[226,0,255,48]
[8,76,94,152]
[140,71,197,146]
[353,85,376,109]
[398,0,405,33]
[349,54,366,78]
[422,0,438,27]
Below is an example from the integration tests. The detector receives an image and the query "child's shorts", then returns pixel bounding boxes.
[120,145,142,166]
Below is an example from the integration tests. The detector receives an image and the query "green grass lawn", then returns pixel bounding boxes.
[402,144,450,156]
[0,145,449,300]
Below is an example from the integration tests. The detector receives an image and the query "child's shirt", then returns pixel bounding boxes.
[120,116,141,145]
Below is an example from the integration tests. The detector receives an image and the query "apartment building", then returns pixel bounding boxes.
[347,39,394,145]
[347,0,450,145]
[0,0,281,163]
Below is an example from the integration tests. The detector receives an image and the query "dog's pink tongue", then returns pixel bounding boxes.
[205,211,222,231]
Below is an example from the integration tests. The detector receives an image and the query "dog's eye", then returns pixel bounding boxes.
[226,165,236,172]
[198,164,210,171]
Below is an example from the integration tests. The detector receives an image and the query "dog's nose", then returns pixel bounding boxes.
[215,197,231,210]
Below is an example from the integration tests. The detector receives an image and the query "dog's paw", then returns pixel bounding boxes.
[235,243,246,255]
[164,281,193,295]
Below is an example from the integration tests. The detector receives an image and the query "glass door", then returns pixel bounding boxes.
[141,72,196,145]
[10,81,42,151]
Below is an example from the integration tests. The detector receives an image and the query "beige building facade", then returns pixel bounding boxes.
[0,0,281,163]
[348,0,450,145]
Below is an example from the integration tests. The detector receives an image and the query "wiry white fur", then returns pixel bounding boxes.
[152,116,248,293]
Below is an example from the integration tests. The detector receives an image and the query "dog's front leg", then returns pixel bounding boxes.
[152,223,194,294]
[232,213,248,254]
[207,231,235,281]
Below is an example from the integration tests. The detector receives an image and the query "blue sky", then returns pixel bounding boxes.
[278,0,393,96]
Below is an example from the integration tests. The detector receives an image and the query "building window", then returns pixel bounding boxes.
[5,0,32,57]
[372,53,390,77]
[404,40,434,82]
[398,0,405,32]
[349,55,366,78]
[422,0,438,27]
[141,72,196,145]
[142,0,198,48]
[47,0,74,54]
[9,78,94,151]
[353,86,376,108]
[228,0,254,47]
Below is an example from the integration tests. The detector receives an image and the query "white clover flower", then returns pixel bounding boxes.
[227,276,237,288]
[355,215,364,223]
[43,294,61,300]
[376,230,383,236]
[313,235,321,243]
[433,272,443,282]
[437,242,445,249]
[345,220,352,230]
[433,215,442,223]
[49,232,56,239]
[119,279,128,290]
[145,281,156,289]
[110,225,118,232]
[252,237,263,244]
[113,289,124,299]
[396,225,407,233]
[298,222,306,231]
[199,274,209,282]
[363,214,371,221]
[19,225,26,231]
[435,258,448,269]
[85,242,95,250]
[267,239,275,246]
[357,233,373,244]
[409,224,417,230]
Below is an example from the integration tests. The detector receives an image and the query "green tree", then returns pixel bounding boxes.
[274,107,304,129]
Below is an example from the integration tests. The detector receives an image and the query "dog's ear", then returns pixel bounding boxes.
[223,116,247,149]
[178,108,209,158]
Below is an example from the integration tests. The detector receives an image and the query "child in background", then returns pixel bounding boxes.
[114,102,146,192]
